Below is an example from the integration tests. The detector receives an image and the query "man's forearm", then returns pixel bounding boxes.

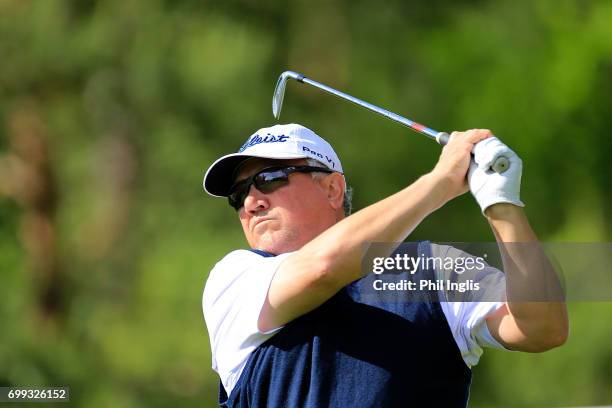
[301,172,450,287]
[486,204,569,350]
[259,173,451,332]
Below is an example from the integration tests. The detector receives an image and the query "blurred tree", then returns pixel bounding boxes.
[0,100,64,327]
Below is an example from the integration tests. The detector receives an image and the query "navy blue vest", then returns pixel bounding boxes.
[218,242,471,407]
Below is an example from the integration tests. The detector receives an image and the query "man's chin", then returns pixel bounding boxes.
[254,242,288,256]
[252,232,301,255]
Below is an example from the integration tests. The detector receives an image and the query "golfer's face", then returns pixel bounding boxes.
[234,158,337,255]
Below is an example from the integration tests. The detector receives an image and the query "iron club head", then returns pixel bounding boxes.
[272,71,305,120]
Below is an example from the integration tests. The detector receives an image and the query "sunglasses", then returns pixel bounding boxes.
[228,165,334,210]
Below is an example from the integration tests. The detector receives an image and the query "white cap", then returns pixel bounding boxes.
[203,123,343,197]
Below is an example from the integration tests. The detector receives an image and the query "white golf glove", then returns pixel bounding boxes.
[468,136,525,214]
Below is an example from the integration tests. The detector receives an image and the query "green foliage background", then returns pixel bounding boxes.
[1,0,611,406]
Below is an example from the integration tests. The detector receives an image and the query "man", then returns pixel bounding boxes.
[202,123,568,407]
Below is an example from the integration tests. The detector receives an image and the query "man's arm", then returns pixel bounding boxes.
[258,130,488,332]
[484,204,569,352]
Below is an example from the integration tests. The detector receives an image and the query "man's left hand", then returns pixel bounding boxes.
[468,136,525,214]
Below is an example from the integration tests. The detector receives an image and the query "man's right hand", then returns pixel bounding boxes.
[429,129,492,203]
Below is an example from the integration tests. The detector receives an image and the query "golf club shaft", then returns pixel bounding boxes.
[286,73,509,173]
[297,76,443,142]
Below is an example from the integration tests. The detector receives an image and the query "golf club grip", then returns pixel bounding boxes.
[436,132,510,174]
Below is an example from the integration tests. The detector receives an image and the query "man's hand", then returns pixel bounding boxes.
[468,137,524,214]
[430,129,492,203]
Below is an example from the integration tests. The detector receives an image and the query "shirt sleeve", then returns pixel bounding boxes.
[430,244,512,368]
[203,249,293,394]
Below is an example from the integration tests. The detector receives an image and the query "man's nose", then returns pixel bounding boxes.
[244,185,270,214]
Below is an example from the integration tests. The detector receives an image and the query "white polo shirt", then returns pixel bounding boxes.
[203,244,508,395]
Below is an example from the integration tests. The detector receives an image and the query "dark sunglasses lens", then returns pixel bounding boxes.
[228,181,250,210]
[255,171,289,193]
[227,167,303,210]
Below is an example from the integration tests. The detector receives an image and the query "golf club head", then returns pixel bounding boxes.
[272,71,305,120]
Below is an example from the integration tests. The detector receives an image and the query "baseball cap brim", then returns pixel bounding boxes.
[203,151,310,197]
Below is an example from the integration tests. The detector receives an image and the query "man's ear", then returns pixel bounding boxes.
[321,172,345,211]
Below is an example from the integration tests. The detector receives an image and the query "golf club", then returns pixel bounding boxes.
[272,71,509,174]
